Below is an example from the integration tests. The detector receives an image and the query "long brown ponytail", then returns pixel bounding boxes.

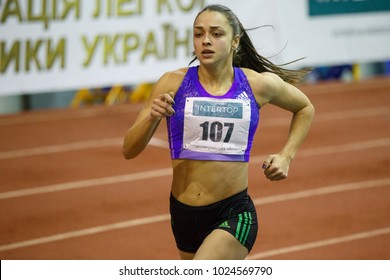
[190,4,310,85]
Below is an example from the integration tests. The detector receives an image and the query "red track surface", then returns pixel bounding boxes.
[0,77,389,260]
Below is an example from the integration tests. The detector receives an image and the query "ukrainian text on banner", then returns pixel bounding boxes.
[1,0,390,96]
[0,0,205,96]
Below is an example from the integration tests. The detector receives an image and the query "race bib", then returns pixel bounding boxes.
[183,97,251,155]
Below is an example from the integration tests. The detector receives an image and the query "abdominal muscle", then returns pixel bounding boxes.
[170,159,249,206]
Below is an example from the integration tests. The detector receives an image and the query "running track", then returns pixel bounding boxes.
[0,77,389,260]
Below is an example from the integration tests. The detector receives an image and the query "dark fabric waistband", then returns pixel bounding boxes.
[170,188,248,211]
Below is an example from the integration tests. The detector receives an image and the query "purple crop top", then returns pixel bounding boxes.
[167,66,260,162]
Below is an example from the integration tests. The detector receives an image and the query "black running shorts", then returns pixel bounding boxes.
[169,188,258,253]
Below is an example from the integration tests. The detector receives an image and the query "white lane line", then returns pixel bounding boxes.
[251,137,390,163]
[0,138,122,160]
[0,78,388,126]
[1,138,389,200]
[262,106,390,127]
[0,105,142,127]
[0,178,388,252]
[148,137,169,149]
[247,227,390,260]
[297,138,390,158]
[0,214,170,252]
[0,168,172,200]
[253,178,390,206]
[313,106,389,122]
[0,106,388,160]
[0,137,168,160]
[294,138,390,158]
[300,79,390,95]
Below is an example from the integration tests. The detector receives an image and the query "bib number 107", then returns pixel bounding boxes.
[200,121,234,143]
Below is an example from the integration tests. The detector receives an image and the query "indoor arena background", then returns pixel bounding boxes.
[1,0,390,261]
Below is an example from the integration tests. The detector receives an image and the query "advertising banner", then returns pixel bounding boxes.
[1,0,390,96]
[275,0,390,67]
[0,0,205,95]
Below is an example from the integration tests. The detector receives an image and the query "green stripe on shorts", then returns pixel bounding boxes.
[235,212,253,245]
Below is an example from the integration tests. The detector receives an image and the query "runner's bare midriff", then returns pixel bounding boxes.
[171,159,248,206]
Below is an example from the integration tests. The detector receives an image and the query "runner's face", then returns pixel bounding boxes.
[193,11,237,65]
